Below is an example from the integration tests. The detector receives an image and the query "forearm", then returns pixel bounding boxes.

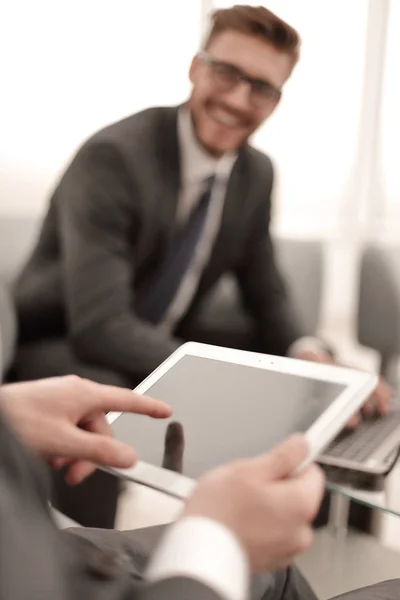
[73,316,181,379]
[67,518,248,600]
[237,262,302,356]
[65,528,223,600]
[0,410,133,600]
[256,306,301,356]
[236,209,303,356]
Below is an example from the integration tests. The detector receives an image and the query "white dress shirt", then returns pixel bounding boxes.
[159,107,237,333]
[146,516,249,600]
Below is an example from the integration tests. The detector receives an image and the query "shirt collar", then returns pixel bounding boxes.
[178,106,237,184]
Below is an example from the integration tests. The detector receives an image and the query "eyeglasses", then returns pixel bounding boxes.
[198,52,282,108]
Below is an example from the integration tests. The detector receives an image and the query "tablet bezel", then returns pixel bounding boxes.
[107,342,378,495]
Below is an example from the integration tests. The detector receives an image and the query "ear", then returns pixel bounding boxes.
[189,55,201,84]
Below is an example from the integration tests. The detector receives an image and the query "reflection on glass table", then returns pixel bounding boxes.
[327,480,400,518]
[325,462,400,538]
[320,407,400,533]
[298,461,400,596]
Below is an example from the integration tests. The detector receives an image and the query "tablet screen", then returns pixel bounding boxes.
[112,355,345,479]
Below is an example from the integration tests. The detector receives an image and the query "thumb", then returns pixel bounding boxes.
[162,421,185,473]
[251,434,309,481]
[59,428,138,469]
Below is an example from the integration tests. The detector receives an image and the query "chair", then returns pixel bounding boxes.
[357,242,400,386]
[0,216,41,382]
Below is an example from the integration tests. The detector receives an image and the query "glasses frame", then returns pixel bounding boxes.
[198,52,282,108]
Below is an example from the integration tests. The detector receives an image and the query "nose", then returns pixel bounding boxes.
[223,80,252,113]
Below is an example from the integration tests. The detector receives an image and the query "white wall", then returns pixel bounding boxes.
[0,0,202,216]
[1,0,393,333]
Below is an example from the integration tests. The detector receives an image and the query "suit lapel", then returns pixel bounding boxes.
[153,107,181,245]
[189,150,250,307]
[210,150,249,263]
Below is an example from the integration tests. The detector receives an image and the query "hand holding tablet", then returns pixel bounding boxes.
[182,434,325,573]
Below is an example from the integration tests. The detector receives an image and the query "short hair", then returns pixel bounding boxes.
[203,5,301,67]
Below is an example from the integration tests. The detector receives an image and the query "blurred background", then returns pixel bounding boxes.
[1,0,398,361]
[2,1,400,587]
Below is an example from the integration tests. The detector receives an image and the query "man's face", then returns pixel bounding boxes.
[188,30,294,156]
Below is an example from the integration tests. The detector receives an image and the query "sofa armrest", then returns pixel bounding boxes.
[0,277,16,382]
[187,238,324,348]
[274,238,324,336]
[357,244,400,377]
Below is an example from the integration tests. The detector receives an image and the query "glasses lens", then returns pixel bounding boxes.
[211,63,240,91]
[251,81,281,107]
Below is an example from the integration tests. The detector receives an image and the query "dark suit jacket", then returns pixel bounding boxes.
[15,106,301,380]
[0,405,223,600]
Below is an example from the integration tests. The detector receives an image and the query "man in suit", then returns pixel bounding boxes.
[9,5,392,415]
[10,5,357,389]
[1,374,397,600]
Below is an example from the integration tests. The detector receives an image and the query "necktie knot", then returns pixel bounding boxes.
[194,174,215,213]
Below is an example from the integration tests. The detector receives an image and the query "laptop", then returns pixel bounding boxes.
[319,408,400,489]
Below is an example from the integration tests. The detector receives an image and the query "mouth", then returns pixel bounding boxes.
[207,103,247,130]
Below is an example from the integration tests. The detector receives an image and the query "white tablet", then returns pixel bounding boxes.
[107,342,377,499]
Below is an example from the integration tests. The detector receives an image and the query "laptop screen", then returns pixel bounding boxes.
[112,355,345,479]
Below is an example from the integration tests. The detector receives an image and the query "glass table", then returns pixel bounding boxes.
[108,465,400,598]
[295,470,400,597]
[326,470,400,535]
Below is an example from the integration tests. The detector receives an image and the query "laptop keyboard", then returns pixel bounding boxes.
[324,410,400,463]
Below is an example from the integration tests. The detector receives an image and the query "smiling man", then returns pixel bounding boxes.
[188,12,295,155]
[11,6,390,417]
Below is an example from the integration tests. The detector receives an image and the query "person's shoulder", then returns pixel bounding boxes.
[89,106,177,151]
[244,145,273,180]
[64,106,178,175]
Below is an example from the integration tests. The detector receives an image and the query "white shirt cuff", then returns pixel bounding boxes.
[146,516,249,600]
[288,336,331,359]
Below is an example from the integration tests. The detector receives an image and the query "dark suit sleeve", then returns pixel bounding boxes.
[234,170,302,357]
[57,141,181,379]
[0,408,224,600]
